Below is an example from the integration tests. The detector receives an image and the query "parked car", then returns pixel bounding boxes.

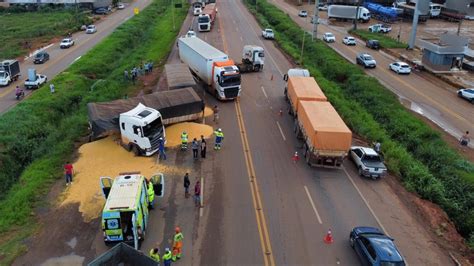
[117,3,125,9]
[366,39,380,50]
[350,227,406,266]
[343,36,356,45]
[94,7,110,14]
[318,3,328,11]
[389,61,411,74]
[457,88,474,103]
[298,10,308,17]
[33,51,50,64]
[323,32,335,43]
[60,38,74,49]
[262,29,275,39]
[356,53,376,68]
[185,30,197,38]
[350,146,386,179]
[368,24,392,33]
[86,25,97,34]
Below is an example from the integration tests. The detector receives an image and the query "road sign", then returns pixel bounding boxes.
[134,8,139,15]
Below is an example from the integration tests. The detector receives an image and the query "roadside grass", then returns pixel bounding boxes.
[349,29,407,49]
[244,0,474,247]
[0,1,187,264]
[0,10,92,59]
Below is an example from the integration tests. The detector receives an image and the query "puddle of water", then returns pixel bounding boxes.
[40,253,84,266]
[66,237,77,249]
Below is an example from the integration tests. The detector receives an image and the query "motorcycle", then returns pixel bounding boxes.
[15,90,25,100]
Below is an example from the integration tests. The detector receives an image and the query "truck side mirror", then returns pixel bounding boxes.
[283,74,288,81]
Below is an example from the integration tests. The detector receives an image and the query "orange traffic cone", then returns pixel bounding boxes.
[323,229,334,244]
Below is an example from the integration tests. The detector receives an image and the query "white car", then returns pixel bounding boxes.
[117,3,125,9]
[298,10,308,17]
[185,30,196,38]
[60,38,74,49]
[323,32,335,43]
[86,25,97,34]
[369,24,392,33]
[318,4,328,11]
[262,29,275,39]
[350,146,387,179]
[457,88,474,103]
[389,62,411,74]
[343,36,356,45]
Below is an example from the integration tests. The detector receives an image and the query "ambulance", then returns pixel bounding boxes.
[100,172,164,249]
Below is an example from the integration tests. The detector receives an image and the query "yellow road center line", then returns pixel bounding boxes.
[217,9,275,266]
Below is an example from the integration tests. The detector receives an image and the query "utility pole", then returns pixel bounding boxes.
[312,0,319,40]
[457,19,462,36]
[300,29,306,65]
[408,8,420,49]
[353,0,360,30]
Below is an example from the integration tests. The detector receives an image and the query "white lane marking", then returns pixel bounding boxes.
[123,16,131,21]
[342,166,388,234]
[73,56,82,62]
[200,176,204,217]
[304,185,323,224]
[261,86,268,98]
[276,121,286,141]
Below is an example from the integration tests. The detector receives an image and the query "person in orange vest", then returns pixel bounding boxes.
[172,226,184,261]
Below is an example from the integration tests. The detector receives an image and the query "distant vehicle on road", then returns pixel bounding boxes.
[457,88,474,103]
[318,4,328,11]
[366,39,380,50]
[350,146,386,178]
[356,53,376,68]
[389,61,411,74]
[117,3,125,9]
[343,36,356,45]
[323,32,335,43]
[24,69,47,90]
[262,29,275,39]
[328,5,371,22]
[368,23,392,33]
[60,38,75,49]
[94,7,110,15]
[86,25,97,34]
[185,30,196,38]
[33,51,50,64]
[0,59,21,86]
[298,10,308,17]
[350,227,406,266]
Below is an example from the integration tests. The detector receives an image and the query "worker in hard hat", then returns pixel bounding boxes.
[172,226,184,261]
[181,131,188,150]
[163,247,172,266]
[214,128,224,150]
[149,247,160,264]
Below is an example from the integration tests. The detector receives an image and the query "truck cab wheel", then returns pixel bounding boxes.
[254,64,260,72]
[132,145,141,156]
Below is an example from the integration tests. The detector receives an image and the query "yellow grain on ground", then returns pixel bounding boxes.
[61,136,191,222]
[165,122,214,147]
[203,106,214,117]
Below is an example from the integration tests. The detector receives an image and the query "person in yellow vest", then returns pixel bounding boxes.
[147,180,155,209]
[163,247,172,266]
[214,128,224,150]
[149,247,160,265]
[172,226,184,261]
[181,131,188,150]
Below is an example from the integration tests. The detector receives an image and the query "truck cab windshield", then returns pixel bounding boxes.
[198,16,209,23]
[142,117,163,138]
[0,72,6,78]
[220,74,241,87]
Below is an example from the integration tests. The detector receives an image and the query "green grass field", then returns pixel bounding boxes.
[0,10,91,59]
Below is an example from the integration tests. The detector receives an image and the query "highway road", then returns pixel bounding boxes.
[117,1,452,265]
[0,0,151,114]
[272,0,474,147]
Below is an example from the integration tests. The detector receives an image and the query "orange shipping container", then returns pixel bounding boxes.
[298,101,352,152]
[287,76,327,114]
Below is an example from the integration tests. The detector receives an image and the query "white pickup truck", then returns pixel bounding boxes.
[262,29,274,39]
[25,74,47,89]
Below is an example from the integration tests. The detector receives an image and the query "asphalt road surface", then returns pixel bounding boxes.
[273,0,474,147]
[90,1,452,265]
[0,0,151,114]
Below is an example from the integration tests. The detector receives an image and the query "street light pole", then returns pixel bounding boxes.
[312,0,319,40]
[300,29,306,65]
[353,0,360,30]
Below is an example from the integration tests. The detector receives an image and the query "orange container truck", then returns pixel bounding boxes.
[286,76,327,116]
[295,101,352,168]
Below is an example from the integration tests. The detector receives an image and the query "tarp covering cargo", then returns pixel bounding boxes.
[288,76,327,113]
[88,87,204,139]
[88,242,156,266]
[298,101,352,152]
[165,63,197,90]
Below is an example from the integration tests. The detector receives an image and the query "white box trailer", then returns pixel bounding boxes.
[178,36,241,100]
[328,5,371,22]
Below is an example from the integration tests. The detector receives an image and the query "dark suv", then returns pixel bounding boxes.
[33,51,50,64]
[366,39,380,50]
[350,227,406,266]
[94,7,110,14]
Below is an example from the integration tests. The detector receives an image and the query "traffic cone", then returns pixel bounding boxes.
[323,229,334,244]
[292,152,299,163]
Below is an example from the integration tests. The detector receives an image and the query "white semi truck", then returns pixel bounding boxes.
[328,5,371,22]
[178,36,241,100]
[235,45,265,73]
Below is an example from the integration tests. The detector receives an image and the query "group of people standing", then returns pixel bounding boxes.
[183,173,201,207]
[149,226,184,266]
[124,61,154,84]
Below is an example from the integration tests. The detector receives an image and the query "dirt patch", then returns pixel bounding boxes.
[165,122,214,147]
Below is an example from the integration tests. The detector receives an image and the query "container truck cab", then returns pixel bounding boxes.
[0,60,20,86]
[283,68,310,95]
[119,103,165,156]
[198,14,211,31]
[100,172,164,249]
[237,45,265,72]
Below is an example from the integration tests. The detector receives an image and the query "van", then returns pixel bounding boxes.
[100,172,164,249]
